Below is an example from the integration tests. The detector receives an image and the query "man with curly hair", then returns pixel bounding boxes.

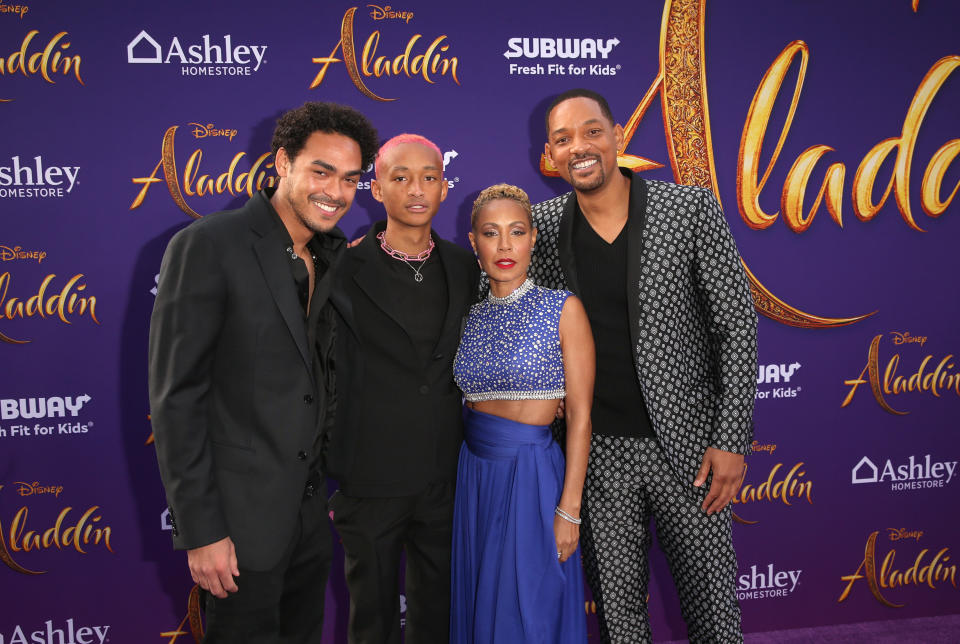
[150,102,378,643]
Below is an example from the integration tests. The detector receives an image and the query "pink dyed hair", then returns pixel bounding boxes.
[374,133,443,180]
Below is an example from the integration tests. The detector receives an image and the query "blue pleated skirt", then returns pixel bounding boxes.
[450,407,586,643]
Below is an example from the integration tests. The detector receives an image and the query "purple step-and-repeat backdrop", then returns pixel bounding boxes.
[2,0,959,641]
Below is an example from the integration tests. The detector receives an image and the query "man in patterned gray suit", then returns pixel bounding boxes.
[530,88,758,643]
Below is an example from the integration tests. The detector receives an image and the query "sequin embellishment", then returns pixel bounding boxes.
[454,280,570,402]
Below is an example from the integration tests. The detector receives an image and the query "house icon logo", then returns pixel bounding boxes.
[128,30,162,64]
[160,507,172,530]
[852,456,879,484]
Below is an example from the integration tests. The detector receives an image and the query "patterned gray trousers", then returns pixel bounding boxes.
[581,434,742,644]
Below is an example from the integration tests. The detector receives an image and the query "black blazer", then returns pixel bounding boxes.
[327,221,480,497]
[148,189,344,571]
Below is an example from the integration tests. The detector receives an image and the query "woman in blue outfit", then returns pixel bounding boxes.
[451,184,594,643]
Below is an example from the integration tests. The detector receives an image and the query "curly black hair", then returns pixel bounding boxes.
[271,102,379,169]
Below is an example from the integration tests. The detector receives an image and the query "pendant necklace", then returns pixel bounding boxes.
[378,231,434,283]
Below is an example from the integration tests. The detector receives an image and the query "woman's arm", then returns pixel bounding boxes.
[554,295,595,562]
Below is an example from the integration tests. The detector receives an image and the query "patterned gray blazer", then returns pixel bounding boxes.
[529,174,758,485]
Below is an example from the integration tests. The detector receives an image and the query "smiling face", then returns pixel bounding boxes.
[274,130,363,234]
[544,96,624,194]
[469,198,536,289]
[371,142,448,228]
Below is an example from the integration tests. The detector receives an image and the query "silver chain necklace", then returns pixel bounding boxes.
[399,257,426,283]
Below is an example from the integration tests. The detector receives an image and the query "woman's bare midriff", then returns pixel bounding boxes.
[467,398,561,427]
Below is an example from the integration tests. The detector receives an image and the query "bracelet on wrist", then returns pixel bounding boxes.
[555,506,582,525]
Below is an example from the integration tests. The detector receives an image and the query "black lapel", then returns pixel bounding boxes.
[558,193,581,294]
[626,173,649,354]
[431,236,467,355]
[350,222,415,344]
[249,194,314,379]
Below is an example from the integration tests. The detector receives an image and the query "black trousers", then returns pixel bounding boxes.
[331,481,454,644]
[202,474,333,644]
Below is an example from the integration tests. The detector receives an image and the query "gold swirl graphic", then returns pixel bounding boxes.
[540,0,875,328]
[161,126,203,220]
[661,0,872,328]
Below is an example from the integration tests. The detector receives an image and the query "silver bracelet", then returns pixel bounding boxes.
[555,506,582,525]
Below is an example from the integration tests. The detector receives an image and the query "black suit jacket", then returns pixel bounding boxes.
[149,189,344,571]
[327,221,480,497]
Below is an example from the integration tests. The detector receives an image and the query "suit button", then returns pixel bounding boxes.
[433,353,444,361]
[297,451,307,461]
[303,394,314,404]
[419,385,430,395]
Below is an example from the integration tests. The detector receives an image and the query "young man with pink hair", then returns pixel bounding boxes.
[326,134,480,644]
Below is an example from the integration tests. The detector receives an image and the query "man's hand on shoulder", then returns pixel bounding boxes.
[694,447,745,515]
[187,536,240,598]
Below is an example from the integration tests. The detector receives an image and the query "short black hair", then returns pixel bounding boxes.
[544,89,616,136]
[271,101,379,169]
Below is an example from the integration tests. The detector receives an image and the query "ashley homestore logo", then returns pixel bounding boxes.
[126,30,267,75]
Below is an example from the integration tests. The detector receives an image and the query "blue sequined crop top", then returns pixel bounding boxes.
[454,279,571,402]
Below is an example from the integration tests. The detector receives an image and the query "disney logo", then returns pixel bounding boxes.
[890,331,927,346]
[887,527,924,542]
[0,245,46,263]
[188,122,238,142]
[751,441,777,455]
[368,4,414,23]
[12,480,64,497]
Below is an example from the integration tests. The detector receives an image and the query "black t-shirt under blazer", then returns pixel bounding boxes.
[573,203,655,439]
[327,220,480,497]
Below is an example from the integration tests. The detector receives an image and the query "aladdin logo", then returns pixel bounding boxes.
[0,30,83,101]
[0,484,115,575]
[309,7,460,102]
[0,273,100,345]
[737,563,802,600]
[838,530,958,607]
[842,333,959,414]
[130,125,277,219]
[368,4,414,23]
[0,246,46,263]
[189,122,238,141]
[731,461,813,525]
[0,2,29,19]
[126,30,267,76]
[741,42,960,234]
[0,156,80,198]
[852,455,956,491]
[503,37,620,60]
[160,585,205,642]
[1,619,110,644]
